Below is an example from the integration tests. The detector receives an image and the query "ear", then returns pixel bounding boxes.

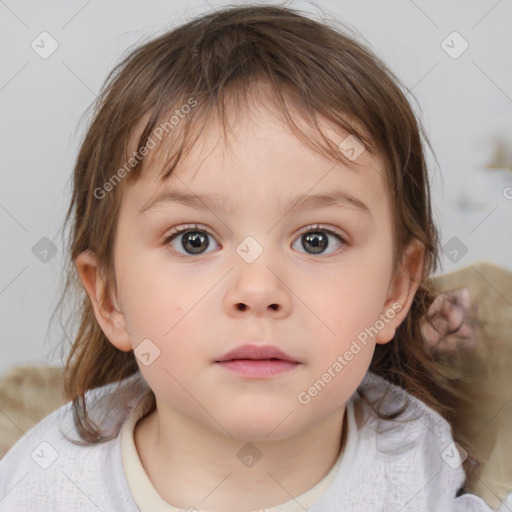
[375,239,425,345]
[74,250,132,352]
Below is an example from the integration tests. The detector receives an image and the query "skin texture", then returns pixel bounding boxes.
[76,99,424,511]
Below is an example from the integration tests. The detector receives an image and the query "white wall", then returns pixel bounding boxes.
[1,0,511,376]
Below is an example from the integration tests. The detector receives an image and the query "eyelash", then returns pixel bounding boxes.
[162,223,348,255]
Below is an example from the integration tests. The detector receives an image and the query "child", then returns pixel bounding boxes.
[0,5,507,511]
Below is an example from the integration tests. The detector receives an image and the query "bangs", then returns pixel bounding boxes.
[122,77,376,190]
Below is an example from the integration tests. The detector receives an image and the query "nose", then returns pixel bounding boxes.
[224,260,292,319]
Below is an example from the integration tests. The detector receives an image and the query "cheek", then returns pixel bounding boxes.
[298,255,392,360]
[313,269,389,330]
[119,272,215,367]
[115,259,183,347]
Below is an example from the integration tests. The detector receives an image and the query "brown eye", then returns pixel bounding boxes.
[302,231,329,254]
[292,226,345,256]
[179,231,210,254]
[164,226,219,256]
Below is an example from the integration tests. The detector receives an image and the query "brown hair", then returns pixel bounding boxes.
[52,3,471,467]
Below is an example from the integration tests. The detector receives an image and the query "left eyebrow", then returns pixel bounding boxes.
[138,189,373,218]
[283,190,372,218]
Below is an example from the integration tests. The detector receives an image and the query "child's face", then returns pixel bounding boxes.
[89,103,421,440]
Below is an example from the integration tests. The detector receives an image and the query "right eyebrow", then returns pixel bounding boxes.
[139,191,236,216]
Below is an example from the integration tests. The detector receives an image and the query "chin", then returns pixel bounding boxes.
[214,410,303,442]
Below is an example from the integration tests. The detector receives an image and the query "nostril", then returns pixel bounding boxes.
[235,303,279,311]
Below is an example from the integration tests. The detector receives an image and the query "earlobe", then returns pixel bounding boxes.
[375,239,425,345]
[74,250,132,352]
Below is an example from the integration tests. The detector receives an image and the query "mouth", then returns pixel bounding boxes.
[215,358,300,377]
[215,343,299,363]
[215,344,301,378]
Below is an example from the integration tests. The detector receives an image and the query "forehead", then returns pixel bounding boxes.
[121,96,390,222]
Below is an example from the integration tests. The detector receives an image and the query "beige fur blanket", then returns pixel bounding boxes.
[0,365,66,457]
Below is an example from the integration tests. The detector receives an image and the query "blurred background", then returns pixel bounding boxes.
[1,0,511,376]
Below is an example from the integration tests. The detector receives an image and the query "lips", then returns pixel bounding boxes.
[215,344,299,363]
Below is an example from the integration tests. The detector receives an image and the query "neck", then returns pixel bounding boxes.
[134,401,348,511]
